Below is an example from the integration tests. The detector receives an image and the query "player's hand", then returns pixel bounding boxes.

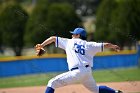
[35,44,46,56]
[113,45,120,52]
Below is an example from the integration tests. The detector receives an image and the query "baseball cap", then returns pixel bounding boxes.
[70,28,86,37]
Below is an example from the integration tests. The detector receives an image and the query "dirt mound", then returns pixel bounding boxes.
[0,81,140,93]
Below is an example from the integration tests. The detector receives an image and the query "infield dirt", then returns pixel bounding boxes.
[0,81,140,93]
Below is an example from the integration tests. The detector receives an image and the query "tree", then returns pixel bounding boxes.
[95,0,140,49]
[0,2,3,54]
[46,3,82,38]
[1,0,24,3]
[25,1,81,46]
[48,0,102,16]
[110,0,140,48]
[124,0,140,44]
[0,17,3,54]
[0,3,28,56]
[94,0,117,43]
[25,0,50,46]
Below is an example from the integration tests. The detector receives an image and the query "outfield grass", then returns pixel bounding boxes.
[0,67,140,88]
[94,67,140,82]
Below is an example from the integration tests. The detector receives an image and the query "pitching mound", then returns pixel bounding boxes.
[0,81,140,93]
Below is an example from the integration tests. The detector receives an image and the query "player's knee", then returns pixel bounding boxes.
[47,78,56,88]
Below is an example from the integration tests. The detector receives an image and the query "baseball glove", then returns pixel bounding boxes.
[35,44,46,56]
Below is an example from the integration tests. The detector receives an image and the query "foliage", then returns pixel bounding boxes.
[48,0,101,16]
[0,3,28,56]
[95,0,117,43]
[25,0,50,46]
[25,1,81,46]
[111,0,140,47]
[95,0,140,48]
[46,3,82,38]
[0,0,5,54]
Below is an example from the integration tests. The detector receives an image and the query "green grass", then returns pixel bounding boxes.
[0,73,58,88]
[0,67,140,88]
[93,67,140,82]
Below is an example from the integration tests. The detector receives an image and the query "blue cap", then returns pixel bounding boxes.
[70,28,86,37]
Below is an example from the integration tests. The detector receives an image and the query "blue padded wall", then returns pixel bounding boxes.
[0,54,138,77]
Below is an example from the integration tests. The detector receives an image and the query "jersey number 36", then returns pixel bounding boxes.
[74,43,85,55]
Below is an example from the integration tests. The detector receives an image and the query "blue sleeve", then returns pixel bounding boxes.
[55,37,68,50]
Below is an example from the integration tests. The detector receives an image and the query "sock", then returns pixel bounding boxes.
[99,86,116,93]
[45,87,55,93]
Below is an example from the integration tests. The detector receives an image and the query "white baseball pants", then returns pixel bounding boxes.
[47,66,99,93]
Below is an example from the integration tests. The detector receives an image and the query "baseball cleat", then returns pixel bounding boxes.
[116,90,123,93]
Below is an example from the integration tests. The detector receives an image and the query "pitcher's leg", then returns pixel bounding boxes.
[46,70,81,93]
[99,86,123,93]
[82,75,98,93]
[83,79,118,93]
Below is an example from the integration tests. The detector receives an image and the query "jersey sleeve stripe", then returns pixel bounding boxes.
[101,42,104,52]
[56,36,58,47]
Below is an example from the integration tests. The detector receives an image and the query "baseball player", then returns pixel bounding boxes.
[35,27,122,93]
